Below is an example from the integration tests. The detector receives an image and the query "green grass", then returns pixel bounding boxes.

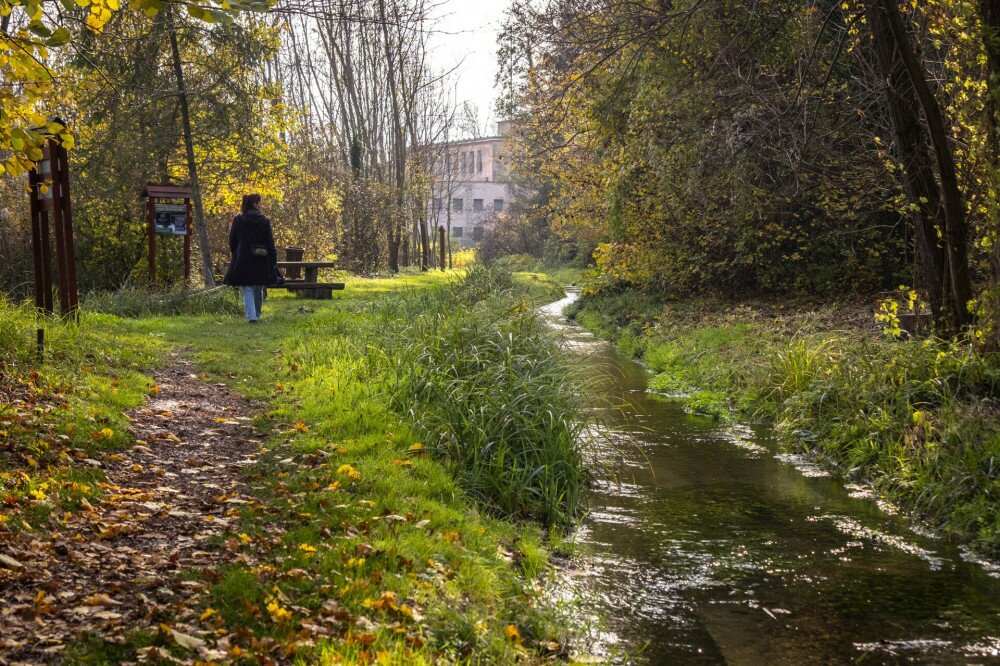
[566,293,777,419]
[568,286,1000,558]
[0,297,161,530]
[19,267,580,664]
[83,284,243,317]
[494,254,588,287]
[382,265,585,526]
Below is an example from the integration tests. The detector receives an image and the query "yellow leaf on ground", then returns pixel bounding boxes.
[292,421,309,433]
[337,464,361,480]
[81,593,121,606]
[505,624,522,642]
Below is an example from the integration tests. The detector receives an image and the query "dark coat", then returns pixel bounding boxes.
[223,210,279,286]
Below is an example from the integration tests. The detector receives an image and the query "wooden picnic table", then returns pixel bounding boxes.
[274,261,343,299]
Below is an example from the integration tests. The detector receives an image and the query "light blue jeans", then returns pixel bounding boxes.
[241,285,263,321]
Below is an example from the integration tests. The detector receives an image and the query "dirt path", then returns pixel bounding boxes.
[0,353,264,665]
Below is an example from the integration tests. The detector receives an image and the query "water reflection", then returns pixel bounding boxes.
[544,290,1000,665]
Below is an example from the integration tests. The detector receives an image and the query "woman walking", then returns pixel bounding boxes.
[223,194,279,323]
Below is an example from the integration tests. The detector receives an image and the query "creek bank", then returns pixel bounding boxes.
[564,287,1000,559]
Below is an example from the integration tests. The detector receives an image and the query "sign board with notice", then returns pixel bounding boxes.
[154,203,188,236]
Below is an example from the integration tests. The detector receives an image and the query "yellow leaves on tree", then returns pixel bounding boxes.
[0,0,272,177]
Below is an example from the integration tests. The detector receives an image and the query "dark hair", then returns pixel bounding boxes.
[241,194,262,213]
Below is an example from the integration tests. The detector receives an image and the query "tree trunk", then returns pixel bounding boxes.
[388,233,400,273]
[978,0,1000,302]
[876,0,973,328]
[378,0,406,273]
[419,215,429,271]
[438,225,445,271]
[981,0,1000,155]
[168,6,215,287]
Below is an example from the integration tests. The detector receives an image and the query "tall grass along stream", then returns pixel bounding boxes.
[368,265,585,527]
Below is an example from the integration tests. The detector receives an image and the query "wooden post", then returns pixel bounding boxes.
[184,198,193,282]
[438,226,445,271]
[147,196,156,284]
[48,143,72,317]
[27,131,76,323]
[28,168,51,314]
[40,208,53,314]
[54,142,78,316]
[284,247,304,280]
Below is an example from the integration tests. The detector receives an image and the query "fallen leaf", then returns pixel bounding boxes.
[161,624,205,650]
[337,464,361,480]
[80,593,122,607]
[0,553,24,569]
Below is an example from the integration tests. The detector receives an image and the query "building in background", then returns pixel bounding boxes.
[429,122,513,247]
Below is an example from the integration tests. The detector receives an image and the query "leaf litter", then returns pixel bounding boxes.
[0,354,264,664]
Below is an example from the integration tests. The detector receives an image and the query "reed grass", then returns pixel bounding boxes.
[83,284,242,317]
[367,264,586,527]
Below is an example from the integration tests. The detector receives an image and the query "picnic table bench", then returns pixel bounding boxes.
[274,261,344,299]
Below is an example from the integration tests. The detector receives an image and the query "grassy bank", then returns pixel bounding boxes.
[493,254,588,288]
[566,287,1000,558]
[2,268,583,664]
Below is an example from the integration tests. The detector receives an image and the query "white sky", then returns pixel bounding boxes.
[426,0,511,136]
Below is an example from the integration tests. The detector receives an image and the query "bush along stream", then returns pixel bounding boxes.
[0,268,584,664]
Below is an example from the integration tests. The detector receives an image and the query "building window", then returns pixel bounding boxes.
[432,198,442,212]
[477,150,483,173]
[473,198,484,212]
[459,152,467,176]
[494,199,504,211]
[452,198,464,212]
[452,226,463,237]
[472,226,484,240]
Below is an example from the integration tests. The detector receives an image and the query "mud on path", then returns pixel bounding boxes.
[1,353,265,665]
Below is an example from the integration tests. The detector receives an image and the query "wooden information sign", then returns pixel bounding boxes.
[142,183,194,283]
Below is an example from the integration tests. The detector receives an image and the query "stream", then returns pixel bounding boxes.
[541,289,1000,665]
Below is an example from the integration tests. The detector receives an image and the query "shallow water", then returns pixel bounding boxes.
[542,290,1000,665]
